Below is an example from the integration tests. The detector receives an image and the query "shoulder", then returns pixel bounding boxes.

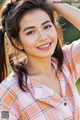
[62,39,80,53]
[62,39,80,60]
[0,72,21,99]
[0,72,18,88]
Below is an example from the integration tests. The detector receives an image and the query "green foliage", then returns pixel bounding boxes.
[0,0,4,6]
[76,79,80,95]
[59,17,80,43]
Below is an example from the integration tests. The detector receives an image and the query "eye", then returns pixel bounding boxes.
[44,25,52,29]
[27,30,35,35]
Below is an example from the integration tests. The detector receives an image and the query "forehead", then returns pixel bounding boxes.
[19,9,51,28]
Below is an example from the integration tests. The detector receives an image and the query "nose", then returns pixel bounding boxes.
[38,31,48,42]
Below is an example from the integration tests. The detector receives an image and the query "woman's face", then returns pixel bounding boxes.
[19,9,57,59]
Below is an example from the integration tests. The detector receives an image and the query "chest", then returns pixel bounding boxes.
[43,75,61,96]
[30,74,61,96]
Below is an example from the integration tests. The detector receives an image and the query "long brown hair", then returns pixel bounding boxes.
[0,0,64,91]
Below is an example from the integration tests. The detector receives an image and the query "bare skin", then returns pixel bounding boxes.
[29,65,61,96]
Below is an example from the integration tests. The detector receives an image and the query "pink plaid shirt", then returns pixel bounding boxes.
[0,40,80,120]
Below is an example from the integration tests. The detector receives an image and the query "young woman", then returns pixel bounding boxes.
[0,0,80,119]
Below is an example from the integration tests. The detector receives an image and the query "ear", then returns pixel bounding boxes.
[12,38,23,50]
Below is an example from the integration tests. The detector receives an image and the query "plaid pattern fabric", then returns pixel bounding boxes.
[0,39,80,120]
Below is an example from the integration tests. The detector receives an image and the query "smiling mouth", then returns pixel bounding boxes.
[37,42,52,50]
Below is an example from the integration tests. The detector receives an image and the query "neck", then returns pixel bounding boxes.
[25,56,53,76]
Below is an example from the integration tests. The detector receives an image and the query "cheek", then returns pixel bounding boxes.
[21,40,32,53]
[22,40,32,48]
[20,35,33,47]
[50,30,57,40]
[49,26,57,36]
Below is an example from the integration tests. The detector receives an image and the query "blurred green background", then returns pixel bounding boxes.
[0,0,80,94]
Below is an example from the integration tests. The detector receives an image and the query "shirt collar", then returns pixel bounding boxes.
[28,76,64,107]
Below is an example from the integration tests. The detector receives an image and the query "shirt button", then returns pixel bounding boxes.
[64,102,67,106]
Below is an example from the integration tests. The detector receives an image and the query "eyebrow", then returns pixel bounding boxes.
[23,20,51,32]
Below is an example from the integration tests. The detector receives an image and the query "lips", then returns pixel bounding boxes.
[37,42,51,49]
[37,42,52,51]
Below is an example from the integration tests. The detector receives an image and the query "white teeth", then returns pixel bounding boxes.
[39,43,50,48]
